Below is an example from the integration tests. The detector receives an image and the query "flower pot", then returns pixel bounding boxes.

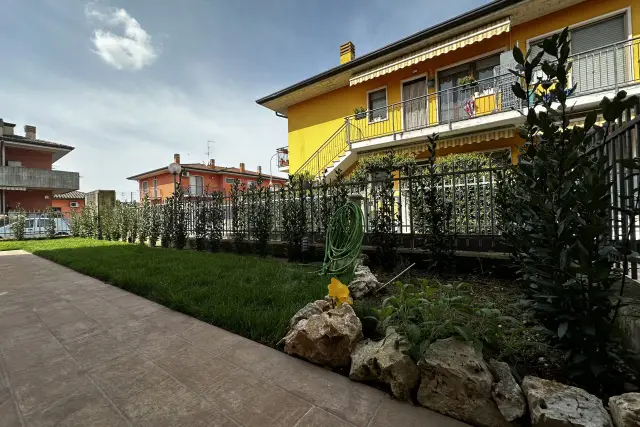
[355,112,367,120]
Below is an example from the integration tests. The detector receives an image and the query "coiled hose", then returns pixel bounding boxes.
[321,201,364,276]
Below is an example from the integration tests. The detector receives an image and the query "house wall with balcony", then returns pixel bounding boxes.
[4,147,53,169]
[286,0,639,174]
[5,190,53,211]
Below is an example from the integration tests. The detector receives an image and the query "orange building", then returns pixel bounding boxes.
[127,154,288,202]
[52,191,85,214]
[1,120,80,212]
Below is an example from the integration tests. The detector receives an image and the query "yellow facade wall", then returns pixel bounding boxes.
[286,0,639,173]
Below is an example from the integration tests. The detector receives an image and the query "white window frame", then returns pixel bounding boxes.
[366,86,388,124]
[153,178,158,198]
[189,175,204,196]
[225,177,236,184]
[142,181,149,195]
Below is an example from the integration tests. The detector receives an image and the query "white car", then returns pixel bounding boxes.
[0,216,71,239]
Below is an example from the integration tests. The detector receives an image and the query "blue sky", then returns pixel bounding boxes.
[0,0,487,194]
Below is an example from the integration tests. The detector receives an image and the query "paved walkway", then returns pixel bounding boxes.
[0,250,466,427]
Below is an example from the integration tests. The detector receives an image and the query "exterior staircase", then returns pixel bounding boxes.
[295,122,352,178]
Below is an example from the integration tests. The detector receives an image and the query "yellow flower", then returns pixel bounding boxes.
[328,278,351,307]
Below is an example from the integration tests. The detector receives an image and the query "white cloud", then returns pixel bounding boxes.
[86,5,158,70]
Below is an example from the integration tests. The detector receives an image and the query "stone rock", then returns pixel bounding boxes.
[288,300,331,328]
[488,359,526,422]
[609,393,640,427]
[522,376,612,427]
[615,301,640,355]
[348,261,381,299]
[349,329,420,401]
[417,337,510,427]
[283,304,363,368]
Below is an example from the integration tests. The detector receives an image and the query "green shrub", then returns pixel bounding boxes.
[499,28,637,396]
[375,279,514,362]
[10,205,27,240]
[207,191,224,252]
[44,207,56,239]
[410,135,455,273]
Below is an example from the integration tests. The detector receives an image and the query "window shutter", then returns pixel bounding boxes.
[571,14,626,93]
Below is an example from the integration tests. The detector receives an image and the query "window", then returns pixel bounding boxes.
[7,161,22,167]
[438,54,500,122]
[528,14,627,92]
[153,178,158,198]
[368,88,388,122]
[189,176,204,195]
[225,178,236,184]
[142,181,149,195]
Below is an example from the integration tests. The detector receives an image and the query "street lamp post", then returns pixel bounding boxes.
[168,162,182,194]
[268,152,278,187]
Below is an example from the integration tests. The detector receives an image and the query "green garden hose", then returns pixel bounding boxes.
[321,201,364,276]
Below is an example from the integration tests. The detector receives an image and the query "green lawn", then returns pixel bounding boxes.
[0,238,329,347]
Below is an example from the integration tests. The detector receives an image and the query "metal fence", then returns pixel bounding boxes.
[150,156,510,251]
[0,211,72,239]
[598,101,640,278]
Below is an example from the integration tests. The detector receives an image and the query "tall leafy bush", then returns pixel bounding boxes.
[499,28,636,395]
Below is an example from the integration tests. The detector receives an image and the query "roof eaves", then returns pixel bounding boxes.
[255,0,524,106]
[1,135,74,151]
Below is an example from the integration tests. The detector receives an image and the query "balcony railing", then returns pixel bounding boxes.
[294,37,640,178]
[0,166,80,192]
[346,37,640,144]
[276,146,289,169]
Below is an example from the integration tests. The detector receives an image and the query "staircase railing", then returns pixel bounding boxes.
[295,121,349,177]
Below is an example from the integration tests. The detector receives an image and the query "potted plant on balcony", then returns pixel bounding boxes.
[354,107,367,120]
[458,75,480,98]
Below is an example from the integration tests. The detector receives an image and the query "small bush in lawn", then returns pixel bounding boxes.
[230,179,247,253]
[138,195,151,245]
[149,204,161,247]
[194,196,207,251]
[44,207,56,239]
[207,191,224,252]
[160,202,172,248]
[282,175,308,261]
[172,188,187,249]
[251,174,273,257]
[69,208,81,237]
[10,205,27,240]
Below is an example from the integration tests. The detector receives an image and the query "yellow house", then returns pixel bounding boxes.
[258,0,640,178]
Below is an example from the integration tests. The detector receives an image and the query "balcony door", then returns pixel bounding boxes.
[402,77,427,131]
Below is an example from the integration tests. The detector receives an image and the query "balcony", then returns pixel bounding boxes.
[295,37,640,178]
[348,37,640,144]
[276,146,289,172]
[0,166,80,193]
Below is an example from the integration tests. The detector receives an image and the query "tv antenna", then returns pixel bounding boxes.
[206,140,215,160]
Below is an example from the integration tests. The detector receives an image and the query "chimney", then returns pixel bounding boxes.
[2,121,15,136]
[24,125,36,139]
[239,162,245,173]
[340,41,355,64]
[209,159,215,168]
[173,153,180,164]
[257,165,262,175]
